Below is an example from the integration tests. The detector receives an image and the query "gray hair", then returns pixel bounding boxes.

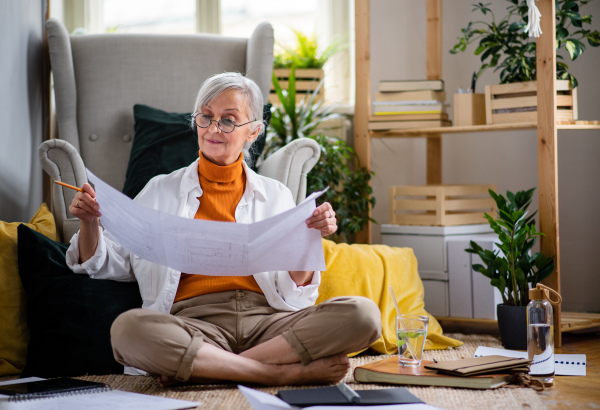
[192,73,265,166]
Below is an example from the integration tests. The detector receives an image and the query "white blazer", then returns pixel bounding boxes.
[66,159,321,314]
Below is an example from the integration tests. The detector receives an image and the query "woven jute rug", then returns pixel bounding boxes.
[46,333,543,410]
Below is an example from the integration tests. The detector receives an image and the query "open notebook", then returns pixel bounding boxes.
[0,378,199,410]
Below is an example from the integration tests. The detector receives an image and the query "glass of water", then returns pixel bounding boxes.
[396,315,428,367]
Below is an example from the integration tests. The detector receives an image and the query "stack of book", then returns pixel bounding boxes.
[369,79,451,130]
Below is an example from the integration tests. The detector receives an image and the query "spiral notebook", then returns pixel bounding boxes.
[0,377,199,410]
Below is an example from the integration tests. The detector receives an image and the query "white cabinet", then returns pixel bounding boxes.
[381,224,500,318]
[447,237,503,319]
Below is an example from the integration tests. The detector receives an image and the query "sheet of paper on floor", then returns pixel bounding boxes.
[473,346,586,376]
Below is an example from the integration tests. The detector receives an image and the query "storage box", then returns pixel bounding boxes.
[453,93,486,126]
[484,80,577,125]
[447,237,503,319]
[389,184,496,226]
[269,68,324,104]
[381,224,496,317]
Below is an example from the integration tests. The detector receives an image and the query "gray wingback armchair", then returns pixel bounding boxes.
[39,18,319,241]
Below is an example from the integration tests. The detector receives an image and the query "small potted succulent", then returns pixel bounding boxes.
[465,188,554,349]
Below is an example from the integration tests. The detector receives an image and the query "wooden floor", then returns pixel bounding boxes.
[438,318,600,407]
[538,329,600,408]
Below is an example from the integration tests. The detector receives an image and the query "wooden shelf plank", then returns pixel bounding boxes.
[368,121,600,138]
[370,122,537,137]
[561,311,600,332]
[436,312,600,334]
[557,124,600,130]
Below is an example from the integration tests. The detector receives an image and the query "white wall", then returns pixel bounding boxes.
[0,1,45,222]
[368,0,600,313]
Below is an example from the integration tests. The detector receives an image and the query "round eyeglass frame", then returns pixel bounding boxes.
[191,113,257,134]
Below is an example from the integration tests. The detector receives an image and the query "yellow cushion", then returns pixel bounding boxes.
[0,203,57,375]
[318,239,462,355]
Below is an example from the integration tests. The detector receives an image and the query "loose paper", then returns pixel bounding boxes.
[473,346,586,376]
[87,168,326,275]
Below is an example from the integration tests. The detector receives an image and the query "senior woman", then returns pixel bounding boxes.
[66,72,381,386]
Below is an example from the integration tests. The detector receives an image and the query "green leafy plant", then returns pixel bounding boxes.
[307,135,376,244]
[265,68,340,157]
[465,188,554,306]
[265,69,376,243]
[274,29,345,69]
[450,1,600,87]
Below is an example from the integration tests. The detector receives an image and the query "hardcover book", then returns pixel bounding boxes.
[373,103,446,115]
[375,90,446,102]
[369,113,449,121]
[277,384,423,407]
[368,120,451,130]
[379,79,444,93]
[354,357,513,389]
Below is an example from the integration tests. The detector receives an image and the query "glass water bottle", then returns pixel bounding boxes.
[527,284,560,385]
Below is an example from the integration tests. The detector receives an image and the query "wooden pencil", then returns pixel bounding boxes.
[54,180,84,192]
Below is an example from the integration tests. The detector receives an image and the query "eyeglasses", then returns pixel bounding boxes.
[191,113,257,134]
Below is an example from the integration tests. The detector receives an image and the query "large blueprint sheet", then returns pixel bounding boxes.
[87,169,326,275]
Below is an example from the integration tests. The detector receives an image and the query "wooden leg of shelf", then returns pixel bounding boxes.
[425,0,442,81]
[426,136,442,185]
[353,0,372,244]
[537,0,561,347]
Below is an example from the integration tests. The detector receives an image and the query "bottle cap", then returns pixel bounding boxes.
[529,287,544,300]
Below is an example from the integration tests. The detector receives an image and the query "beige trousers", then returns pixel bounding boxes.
[111,290,381,381]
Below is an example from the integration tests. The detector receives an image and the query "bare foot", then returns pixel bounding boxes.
[279,354,350,386]
[156,374,222,387]
[156,375,178,387]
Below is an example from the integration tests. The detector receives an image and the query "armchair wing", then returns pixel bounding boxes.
[257,138,320,204]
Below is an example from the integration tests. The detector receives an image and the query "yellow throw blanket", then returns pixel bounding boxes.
[317,239,462,354]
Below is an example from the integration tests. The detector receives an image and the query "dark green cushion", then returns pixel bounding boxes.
[17,224,142,377]
[122,103,271,199]
[122,104,199,199]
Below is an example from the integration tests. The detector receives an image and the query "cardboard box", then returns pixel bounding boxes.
[381,224,497,318]
[453,93,486,126]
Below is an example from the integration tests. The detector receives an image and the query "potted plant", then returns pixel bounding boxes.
[266,69,376,243]
[450,1,599,86]
[450,1,599,124]
[271,29,345,104]
[465,188,554,349]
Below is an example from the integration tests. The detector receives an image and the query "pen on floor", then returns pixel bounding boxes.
[54,180,84,192]
[338,382,361,404]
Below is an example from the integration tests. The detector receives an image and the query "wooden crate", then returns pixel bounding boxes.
[269,68,324,104]
[485,80,577,125]
[390,184,496,226]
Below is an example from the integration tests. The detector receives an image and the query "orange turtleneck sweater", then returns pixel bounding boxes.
[174,151,263,303]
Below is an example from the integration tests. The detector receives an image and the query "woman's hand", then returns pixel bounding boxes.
[306,202,337,238]
[70,183,101,263]
[70,183,101,224]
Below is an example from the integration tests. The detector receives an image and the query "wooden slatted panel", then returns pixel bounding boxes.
[485,80,575,125]
[390,184,496,226]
